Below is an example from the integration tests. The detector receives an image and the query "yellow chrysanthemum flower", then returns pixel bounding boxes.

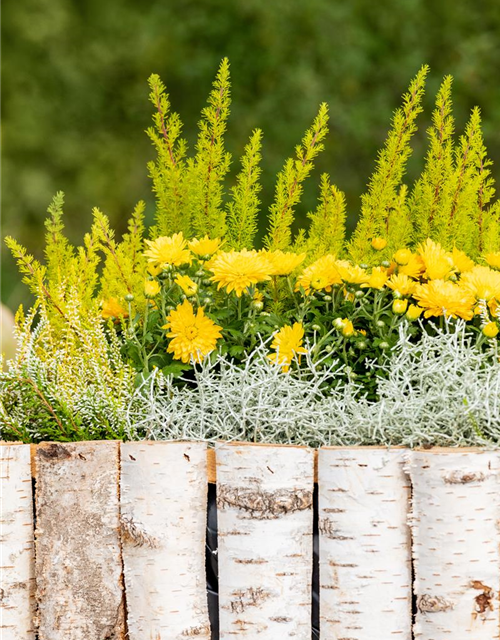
[144,279,161,297]
[413,280,475,320]
[417,238,453,280]
[489,298,500,318]
[451,247,475,273]
[386,274,415,297]
[362,266,388,290]
[264,250,306,276]
[162,299,222,363]
[461,265,500,302]
[295,255,342,293]
[101,297,128,320]
[175,274,198,296]
[188,236,223,257]
[268,322,307,372]
[144,233,192,267]
[208,249,272,296]
[371,237,387,251]
[398,253,424,278]
[335,261,369,285]
[485,252,500,271]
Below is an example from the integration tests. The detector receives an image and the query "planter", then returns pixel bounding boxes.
[1,441,499,639]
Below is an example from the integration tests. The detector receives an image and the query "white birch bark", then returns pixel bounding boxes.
[409,449,500,639]
[0,444,36,639]
[216,443,314,639]
[35,441,125,640]
[120,441,210,639]
[318,447,412,640]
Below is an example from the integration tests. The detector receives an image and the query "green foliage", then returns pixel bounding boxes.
[42,192,102,320]
[96,201,147,308]
[445,107,485,254]
[349,65,429,262]
[265,103,329,250]
[5,236,47,300]
[480,202,500,254]
[385,184,412,255]
[410,76,455,244]
[226,129,263,250]
[44,192,73,289]
[186,58,232,239]
[475,132,497,254]
[303,173,346,260]
[147,74,189,237]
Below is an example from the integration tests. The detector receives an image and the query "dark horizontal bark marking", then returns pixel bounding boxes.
[224,587,271,614]
[217,485,312,519]
[443,470,487,484]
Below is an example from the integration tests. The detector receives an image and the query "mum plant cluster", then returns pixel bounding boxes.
[3,60,500,446]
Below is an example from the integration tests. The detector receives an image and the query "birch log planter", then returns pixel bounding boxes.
[215,443,314,639]
[318,447,412,640]
[120,441,210,639]
[2,442,500,639]
[0,444,36,639]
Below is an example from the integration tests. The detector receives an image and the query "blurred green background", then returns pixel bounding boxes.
[3,0,500,311]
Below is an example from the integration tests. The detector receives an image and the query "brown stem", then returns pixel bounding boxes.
[96,219,132,293]
[19,377,70,436]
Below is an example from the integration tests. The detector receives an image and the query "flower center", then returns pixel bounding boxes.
[185,326,198,340]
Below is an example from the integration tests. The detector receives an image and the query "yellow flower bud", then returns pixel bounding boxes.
[483,321,499,338]
[406,304,423,320]
[393,249,412,266]
[144,279,161,297]
[371,237,387,251]
[341,319,356,337]
[392,299,408,315]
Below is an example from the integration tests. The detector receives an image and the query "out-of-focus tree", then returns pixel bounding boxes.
[3,0,500,309]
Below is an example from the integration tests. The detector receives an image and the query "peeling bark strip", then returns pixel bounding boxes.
[216,443,314,639]
[0,444,36,639]
[120,442,210,640]
[409,450,500,639]
[35,441,125,640]
[318,448,412,640]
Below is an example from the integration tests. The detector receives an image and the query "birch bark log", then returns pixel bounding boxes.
[0,444,36,639]
[120,441,210,639]
[35,441,125,640]
[409,449,500,639]
[318,447,412,640]
[216,443,314,639]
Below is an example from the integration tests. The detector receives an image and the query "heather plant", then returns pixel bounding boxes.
[3,60,500,444]
[0,304,138,443]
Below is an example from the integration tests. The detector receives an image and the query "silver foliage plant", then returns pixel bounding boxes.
[369,321,500,447]
[127,323,500,448]
[126,342,363,447]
